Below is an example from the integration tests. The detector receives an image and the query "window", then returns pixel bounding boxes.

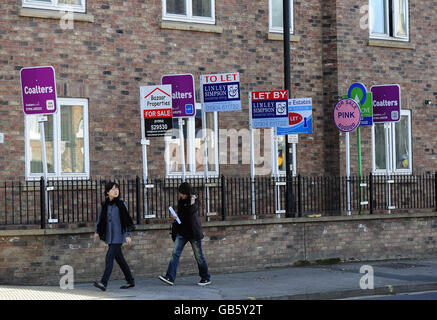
[165,104,218,177]
[269,0,294,34]
[271,130,296,176]
[22,0,86,13]
[163,0,215,24]
[25,98,90,179]
[369,0,409,41]
[372,110,412,174]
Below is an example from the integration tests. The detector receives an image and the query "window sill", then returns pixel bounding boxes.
[160,20,223,34]
[368,39,415,50]
[19,8,94,23]
[267,33,301,42]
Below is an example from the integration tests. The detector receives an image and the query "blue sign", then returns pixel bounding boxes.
[185,104,193,114]
[250,90,289,129]
[200,73,242,112]
[276,98,313,135]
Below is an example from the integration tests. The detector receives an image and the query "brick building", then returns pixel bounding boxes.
[0,0,436,182]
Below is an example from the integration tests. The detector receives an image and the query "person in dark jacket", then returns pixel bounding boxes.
[93,181,135,291]
[159,182,211,286]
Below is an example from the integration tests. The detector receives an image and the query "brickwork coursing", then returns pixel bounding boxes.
[0,213,437,285]
[1,1,434,180]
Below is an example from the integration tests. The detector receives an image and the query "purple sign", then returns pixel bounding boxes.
[20,66,57,115]
[370,84,401,122]
[161,74,196,118]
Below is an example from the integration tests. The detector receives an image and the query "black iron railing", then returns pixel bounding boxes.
[0,173,436,228]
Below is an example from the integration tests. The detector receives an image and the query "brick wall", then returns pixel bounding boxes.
[1,212,437,285]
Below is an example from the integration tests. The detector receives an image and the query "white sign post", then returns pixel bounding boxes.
[140,85,173,218]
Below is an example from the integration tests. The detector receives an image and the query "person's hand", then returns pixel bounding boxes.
[126,237,132,245]
[191,195,196,205]
[93,233,99,239]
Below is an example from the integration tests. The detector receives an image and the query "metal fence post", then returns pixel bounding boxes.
[298,174,302,217]
[369,172,374,215]
[40,176,46,229]
[136,176,141,225]
[435,172,437,212]
[221,175,226,221]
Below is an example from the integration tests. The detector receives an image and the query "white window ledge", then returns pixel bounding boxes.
[19,8,94,23]
[368,39,415,50]
[267,33,301,42]
[161,20,223,34]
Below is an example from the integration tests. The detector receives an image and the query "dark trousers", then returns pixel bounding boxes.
[101,243,134,286]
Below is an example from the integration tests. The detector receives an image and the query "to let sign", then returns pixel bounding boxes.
[161,74,196,118]
[250,90,289,128]
[140,85,173,137]
[333,98,361,132]
[200,72,241,112]
[370,84,401,123]
[20,66,57,115]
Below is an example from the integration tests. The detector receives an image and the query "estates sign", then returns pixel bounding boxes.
[140,85,173,137]
[249,90,289,128]
[276,98,313,135]
[333,98,361,132]
[370,84,401,123]
[161,74,196,118]
[200,72,241,112]
[20,66,57,115]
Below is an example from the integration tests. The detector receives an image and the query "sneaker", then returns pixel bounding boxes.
[197,279,211,286]
[120,282,135,289]
[93,281,106,291]
[158,275,174,286]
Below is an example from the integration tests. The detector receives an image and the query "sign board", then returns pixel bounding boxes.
[343,82,373,126]
[249,90,289,128]
[20,66,57,115]
[200,72,241,112]
[140,85,173,137]
[370,84,401,123]
[161,74,196,118]
[333,98,361,132]
[276,98,313,135]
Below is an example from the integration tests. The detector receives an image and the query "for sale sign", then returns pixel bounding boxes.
[140,85,173,137]
[249,90,289,128]
[200,72,241,112]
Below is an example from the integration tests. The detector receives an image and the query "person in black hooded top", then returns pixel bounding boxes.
[159,182,211,286]
[93,181,135,291]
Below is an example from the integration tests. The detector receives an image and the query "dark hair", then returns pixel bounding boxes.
[178,182,193,197]
[104,181,120,199]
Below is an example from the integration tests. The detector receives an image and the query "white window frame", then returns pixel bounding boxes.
[25,98,90,180]
[162,0,215,25]
[271,129,297,177]
[369,0,409,41]
[269,0,294,34]
[165,103,219,178]
[22,0,86,13]
[372,110,412,175]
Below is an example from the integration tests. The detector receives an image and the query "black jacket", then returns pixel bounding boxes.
[96,198,135,241]
[173,197,204,241]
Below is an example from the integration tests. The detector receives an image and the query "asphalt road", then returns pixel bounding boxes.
[347,290,437,300]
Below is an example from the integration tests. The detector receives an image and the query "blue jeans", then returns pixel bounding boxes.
[101,244,134,286]
[166,234,210,282]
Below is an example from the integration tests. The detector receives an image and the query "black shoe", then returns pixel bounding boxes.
[93,281,106,291]
[197,279,211,286]
[120,282,135,289]
[158,275,174,286]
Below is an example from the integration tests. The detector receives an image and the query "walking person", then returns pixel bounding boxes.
[159,182,211,286]
[93,181,135,291]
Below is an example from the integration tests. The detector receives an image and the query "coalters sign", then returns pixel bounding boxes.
[140,85,173,137]
[20,66,58,115]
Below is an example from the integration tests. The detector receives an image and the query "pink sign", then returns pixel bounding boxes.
[333,98,361,132]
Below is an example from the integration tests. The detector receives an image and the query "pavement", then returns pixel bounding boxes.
[2,257,437,300]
